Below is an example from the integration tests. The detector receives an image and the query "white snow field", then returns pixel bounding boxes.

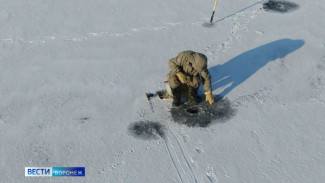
[1,0,325,182]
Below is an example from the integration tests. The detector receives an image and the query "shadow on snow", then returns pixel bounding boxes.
[208,39,305,98]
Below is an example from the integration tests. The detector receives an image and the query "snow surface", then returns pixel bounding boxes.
[1,0,325,182]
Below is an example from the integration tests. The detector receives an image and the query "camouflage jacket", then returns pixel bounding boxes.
[168,51,212,92]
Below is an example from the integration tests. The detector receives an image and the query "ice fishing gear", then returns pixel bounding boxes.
[145,90,172,112]
[210,0,219,23]
[146,90,172,100]
[145,93,155,113]
[156,90,172,99]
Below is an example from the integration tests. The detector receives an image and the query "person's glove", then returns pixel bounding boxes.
[205,91,214,105]
[176,72,187,84]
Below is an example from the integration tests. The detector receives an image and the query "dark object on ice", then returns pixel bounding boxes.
[145,90,172,100]
[145,92,154,100]
[210,0,219,23]
[145,90,172,112]
[186,107,199,114]
[128,121,166,140]
[145,92,155,113]
[80,117,89,124]
[170,96,236,127]
[156,90,172,99]
[263,0,299,13]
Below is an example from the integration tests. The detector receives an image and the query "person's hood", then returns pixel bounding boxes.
[192,53,207,72]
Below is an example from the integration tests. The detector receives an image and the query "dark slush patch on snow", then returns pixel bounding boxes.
[170,96,236,127]
[128,121,166,140]
[263,0,299,13]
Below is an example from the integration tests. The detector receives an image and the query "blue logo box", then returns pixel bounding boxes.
[25,167,85,177]
[52,167,85,176]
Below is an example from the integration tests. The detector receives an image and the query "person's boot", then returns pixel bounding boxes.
[171,87,181,107]
[188,86,199,105]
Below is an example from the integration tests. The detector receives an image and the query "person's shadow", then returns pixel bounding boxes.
[207,39,305,98]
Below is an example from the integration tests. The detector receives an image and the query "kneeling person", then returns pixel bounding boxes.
[167,51,214,106]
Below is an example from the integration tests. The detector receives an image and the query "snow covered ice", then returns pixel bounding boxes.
[1,0,325,182]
